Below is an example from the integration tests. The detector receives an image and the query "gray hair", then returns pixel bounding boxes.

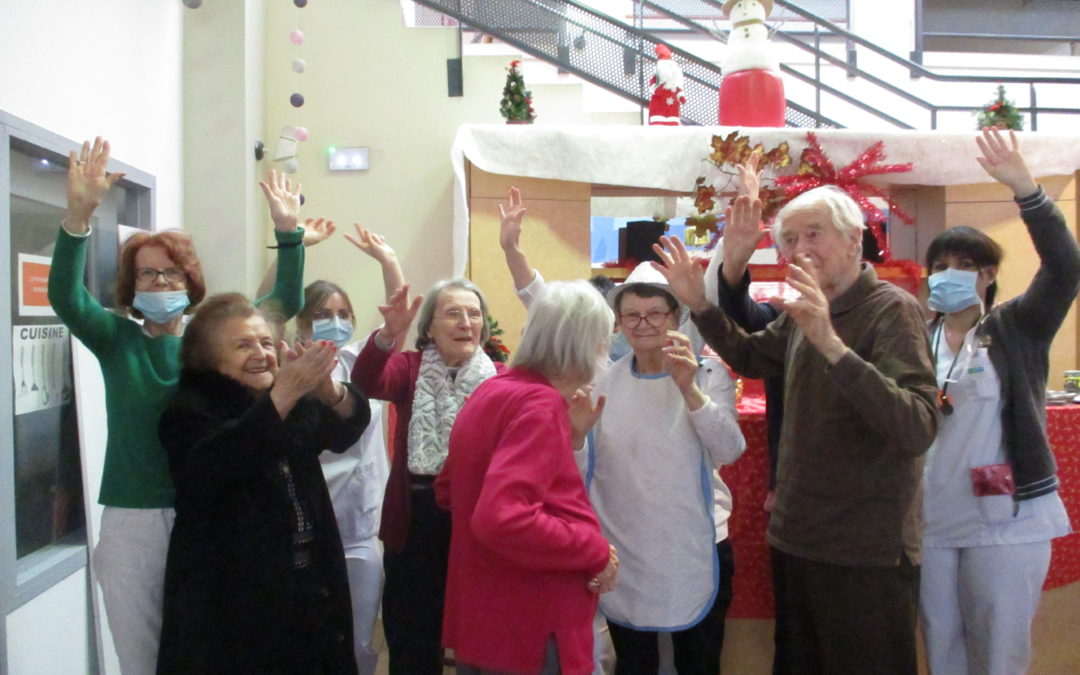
[415,277,491,350]
[512,280,614,384]
[772,185,865,253]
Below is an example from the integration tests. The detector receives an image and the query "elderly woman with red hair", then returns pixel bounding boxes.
[47,138,306,674]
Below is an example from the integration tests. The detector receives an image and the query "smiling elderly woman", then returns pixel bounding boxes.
[351,277,504,674]
[156,293,370,675]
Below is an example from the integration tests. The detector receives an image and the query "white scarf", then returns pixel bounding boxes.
[407,345,496,475]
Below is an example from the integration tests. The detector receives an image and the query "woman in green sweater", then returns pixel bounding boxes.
[48,137,306,675]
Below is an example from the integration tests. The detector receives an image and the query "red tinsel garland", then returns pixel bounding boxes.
[774,133,914,261]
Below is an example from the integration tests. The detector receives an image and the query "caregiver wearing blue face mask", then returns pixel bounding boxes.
[293,222,404,675]
[919,127,1080,675]
[48,137,306,675]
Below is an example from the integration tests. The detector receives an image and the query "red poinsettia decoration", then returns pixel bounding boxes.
[773,132,914,261]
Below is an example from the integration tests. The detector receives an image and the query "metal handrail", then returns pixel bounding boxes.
[413,0,841,128]
[642,0,1080,129]
[773,0,1080,86]
[641,0,917,128]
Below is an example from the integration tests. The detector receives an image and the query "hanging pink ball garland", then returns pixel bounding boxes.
[289,29,305,45]
[295,127,310,142]
[292,58,306,74]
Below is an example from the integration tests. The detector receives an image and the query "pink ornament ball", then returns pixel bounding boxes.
[295,127,309,142]
[289,29,304,45]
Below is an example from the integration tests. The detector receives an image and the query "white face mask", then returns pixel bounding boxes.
[132,290,190,323]
[927,268,981,314]
[311,316,353,348]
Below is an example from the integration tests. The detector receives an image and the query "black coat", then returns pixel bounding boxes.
[156,369,370,675]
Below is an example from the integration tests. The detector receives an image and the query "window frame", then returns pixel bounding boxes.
[0,111,156,642]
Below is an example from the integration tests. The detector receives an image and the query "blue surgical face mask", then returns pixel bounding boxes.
[927,267,981,314]
[312,316,353,348]
[132,290,190,324]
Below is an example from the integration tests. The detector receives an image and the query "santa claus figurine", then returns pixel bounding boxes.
[719,0,786,126]
[648,44,686,126]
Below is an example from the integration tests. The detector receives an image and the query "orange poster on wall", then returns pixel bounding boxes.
[18,253,55,317]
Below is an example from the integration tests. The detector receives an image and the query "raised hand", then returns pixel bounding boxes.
[498,186,528,253]
[722,194,768,286]
[975,127,1038,199]
[652,236,711,315]
[735,149,763,199]
[568,386,605,449]
[345,223,398,264]
[258,170,302,232]
[302,218,336,247]
[66,137,125,233]
[770,255,847,364]
[376,284,423,345]
[662,331,704,404]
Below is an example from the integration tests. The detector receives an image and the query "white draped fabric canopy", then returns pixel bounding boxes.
[450,124,1080,275]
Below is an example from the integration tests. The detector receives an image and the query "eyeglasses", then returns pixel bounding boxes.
[619,310,672,328]
[135,267,186,284]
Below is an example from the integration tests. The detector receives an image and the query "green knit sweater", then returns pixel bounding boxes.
[47,226,304,508]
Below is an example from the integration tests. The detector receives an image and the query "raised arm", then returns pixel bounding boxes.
[717,173,780,331]
[344,224,405,302]
[345,224,409,347]
[499,187,540,293]
[653,235,788,379]
[48,138,126,352]
[254,217,335,300]
[256,170,306,319]
[978,127,1080,335]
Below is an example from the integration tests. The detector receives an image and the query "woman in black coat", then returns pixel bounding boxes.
[157,293,370,675]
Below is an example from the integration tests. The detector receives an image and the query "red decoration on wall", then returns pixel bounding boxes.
[774,132,914,261]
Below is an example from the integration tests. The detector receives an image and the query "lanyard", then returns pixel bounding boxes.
[932,322,963,416]
[931,315,988,416]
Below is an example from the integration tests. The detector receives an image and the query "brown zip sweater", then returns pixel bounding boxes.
[693,263,939,566]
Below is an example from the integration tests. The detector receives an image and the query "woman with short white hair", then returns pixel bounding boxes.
[437,280,620,675]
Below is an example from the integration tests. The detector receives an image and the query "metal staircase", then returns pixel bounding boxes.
[412,0,839,127]
[413,0,1080,130]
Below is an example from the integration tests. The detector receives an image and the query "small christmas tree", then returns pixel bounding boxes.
[976,85,1024,131]
[499,60,536,123]
[483,315,510,362]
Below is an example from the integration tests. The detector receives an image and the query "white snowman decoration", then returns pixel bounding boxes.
[719,0,787,127]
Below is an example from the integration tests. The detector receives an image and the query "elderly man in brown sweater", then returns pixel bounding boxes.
[654,185,939,675]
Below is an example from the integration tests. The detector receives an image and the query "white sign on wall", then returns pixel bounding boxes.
[12,324,72,415]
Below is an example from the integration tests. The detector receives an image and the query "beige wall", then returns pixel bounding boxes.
[259,1,636,340]
[468,167,592,351]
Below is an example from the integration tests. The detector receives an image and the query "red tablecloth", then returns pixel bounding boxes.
[721,400,1080,620]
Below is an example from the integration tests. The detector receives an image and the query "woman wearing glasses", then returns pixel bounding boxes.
[48,138,305,675]
[578,264,745,675]
[919,128,1080,675]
